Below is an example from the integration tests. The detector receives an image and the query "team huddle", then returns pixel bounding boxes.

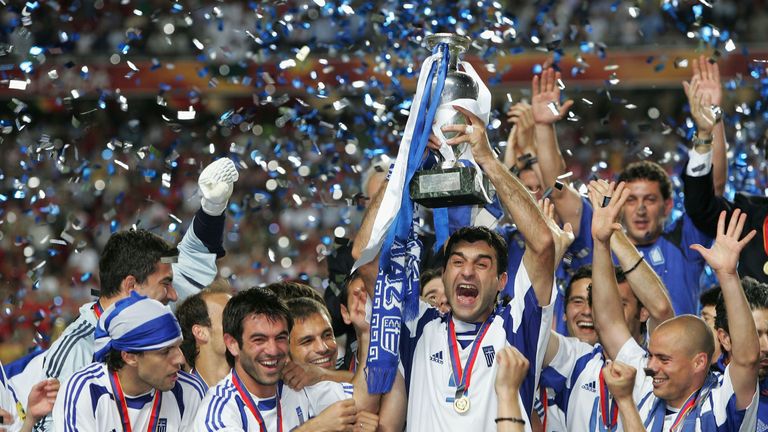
[1,56,767,432]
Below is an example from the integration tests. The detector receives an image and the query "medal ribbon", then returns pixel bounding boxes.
[93,302,103,319]
[447,314,494,398]
[108,371,162,432]
[231,369,282,432]
[645,389,700,432]
[598,369,619,430]
[668,390,699,432]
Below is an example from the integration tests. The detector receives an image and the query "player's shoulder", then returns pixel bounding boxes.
[175,370,208,398]
[68,362,105,382]
[203,374,237,404]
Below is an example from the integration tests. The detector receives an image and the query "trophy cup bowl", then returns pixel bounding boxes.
[410,33,495,209]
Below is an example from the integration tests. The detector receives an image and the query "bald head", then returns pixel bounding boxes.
[656,315,715,363]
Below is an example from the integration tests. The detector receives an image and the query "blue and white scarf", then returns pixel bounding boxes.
[354,43,449,393]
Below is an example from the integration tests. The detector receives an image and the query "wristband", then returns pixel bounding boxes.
[692,135,713,146]
[495,417,526,424]
[623,256,644,275]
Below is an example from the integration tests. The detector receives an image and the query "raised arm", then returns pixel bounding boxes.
[682,69,734,238]
[174,158,239,302]
[610,229,674,334]
[444,106,555,305]
[588,180,633,360]
[351,178,389,298]
[685,55,727,195]
[530,68,582,237]
[504,102,544,185]
[690,209,758,410]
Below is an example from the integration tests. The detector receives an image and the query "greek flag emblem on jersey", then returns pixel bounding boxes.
[156,419,167,432]
[381,316,400,355]
[757,419,768,432]
[649,247,664,265]
[483,346,495,367]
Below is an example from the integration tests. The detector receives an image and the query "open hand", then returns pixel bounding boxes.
[531,68,574,124]
[538,197,574,267]
[690,209,756,276]
[588,180,629,244]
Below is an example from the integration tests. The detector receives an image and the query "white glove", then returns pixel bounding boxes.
[198,158,239,216]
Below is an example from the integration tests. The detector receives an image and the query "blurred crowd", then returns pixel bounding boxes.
[0,0,767,365]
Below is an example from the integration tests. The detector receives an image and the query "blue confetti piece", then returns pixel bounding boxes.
[692,4,703,19]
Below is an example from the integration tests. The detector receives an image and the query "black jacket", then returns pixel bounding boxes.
[683,166,768,283]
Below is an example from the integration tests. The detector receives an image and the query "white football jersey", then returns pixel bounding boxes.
[52,362,206,432]
[540,333,617,431]
[194,372,353,431]
[401,264,555,432]
[618,338,758,432]
[1,361,25,432]
[40,220,220,431]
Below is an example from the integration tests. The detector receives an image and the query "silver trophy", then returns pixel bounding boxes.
[410,33,495,208]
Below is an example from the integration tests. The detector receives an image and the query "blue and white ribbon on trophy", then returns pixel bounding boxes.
[353,42,495,394]
[353,42,448,394]
[429,60,497,250]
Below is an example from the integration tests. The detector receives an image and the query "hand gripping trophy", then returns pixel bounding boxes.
[410,33,495,208]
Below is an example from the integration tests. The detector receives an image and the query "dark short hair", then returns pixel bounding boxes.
[176,282,232,368]
[106,348,141,372]
[617,161,672,201]
[176,293,210,369]
[266,281,324,304]
[419,267,443,295]
[566,265,593,301]
[567,264,628,303]
[338,270,365,310]
[222,287,293,368]
[699,286,722,308]
[442,226,508,276]
[98,229,178,299]
[715,277,768,333]
[286,297,332,323]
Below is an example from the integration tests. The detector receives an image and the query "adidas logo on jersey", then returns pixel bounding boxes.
[430,351,444,364]
[580,381,597,393]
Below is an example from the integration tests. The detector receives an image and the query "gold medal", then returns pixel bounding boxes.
[453,395,470,414]
[763,261,768,276]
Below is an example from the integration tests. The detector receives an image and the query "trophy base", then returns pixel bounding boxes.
[410,166,495,208]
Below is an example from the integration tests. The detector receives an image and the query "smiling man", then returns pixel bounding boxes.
[594,205,760,431]
[535,181,673,432]
[713,277,768,428]
[37,158,238,431]
[195,287,377,431]
[352,105,561,431]
[280,297,356,390]
[287,298,341,371]
[52,293,206,431]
